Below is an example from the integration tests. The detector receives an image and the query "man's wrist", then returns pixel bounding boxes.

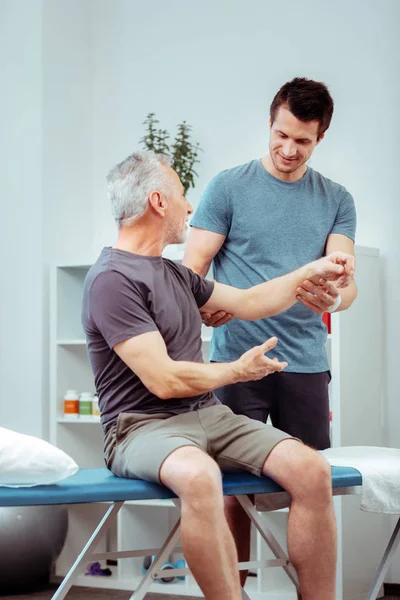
[327,293,342,313]
[230,359,244,384]
[300,263,316,282]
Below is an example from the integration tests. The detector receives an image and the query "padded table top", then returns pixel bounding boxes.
[0,466,362,507]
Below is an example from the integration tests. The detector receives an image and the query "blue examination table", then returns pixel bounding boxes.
[0,466,396,600]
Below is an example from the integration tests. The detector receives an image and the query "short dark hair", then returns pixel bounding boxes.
[270,77,334,140]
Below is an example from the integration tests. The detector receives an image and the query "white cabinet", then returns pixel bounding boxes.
[330,246,387,600]
[49,245,385,599]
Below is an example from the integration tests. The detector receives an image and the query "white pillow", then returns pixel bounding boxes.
[0,427,79,487]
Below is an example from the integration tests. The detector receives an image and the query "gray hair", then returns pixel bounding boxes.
[107,151,173,227]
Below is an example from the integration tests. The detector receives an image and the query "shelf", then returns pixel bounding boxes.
[71,572,260,595]
[56,262,94,269]
[70,571,280,598]
[98,498,177,507]
[71,574,188,592]
[58,416,100,423]
[58,337,212,345]
[57,339,87,346]
[125,498,176,507]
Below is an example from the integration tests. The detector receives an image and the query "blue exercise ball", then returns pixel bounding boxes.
[0,504,68,590]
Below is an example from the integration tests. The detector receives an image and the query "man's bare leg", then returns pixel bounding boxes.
[224,495,252,587]
[262,440,336,600]
[224,496,303,596]
[160,446,242,600]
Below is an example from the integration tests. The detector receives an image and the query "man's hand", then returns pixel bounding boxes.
[200,310,233,327]
[235,337,288,382]
[311,251,355,288]
[200,279,233,327]
[296,278,340,314]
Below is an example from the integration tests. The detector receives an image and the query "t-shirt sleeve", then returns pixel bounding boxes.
[177,264,215,308]
[88,270,158,348]
[190,172,231,236]
[330,187,357,241]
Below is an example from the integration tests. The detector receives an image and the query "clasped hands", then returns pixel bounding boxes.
[299,250,355,315]
[201,251,355,326]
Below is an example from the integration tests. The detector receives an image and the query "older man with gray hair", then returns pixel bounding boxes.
[82,151,354,600]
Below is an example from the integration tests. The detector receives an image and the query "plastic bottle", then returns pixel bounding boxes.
[79,392,94,419]
[64,390,79,419]
[92,393,100,417]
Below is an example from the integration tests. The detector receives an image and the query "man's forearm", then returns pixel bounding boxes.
[238,263,315,320]
[160,359,241,399]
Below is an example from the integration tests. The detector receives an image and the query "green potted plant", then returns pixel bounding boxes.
[140,113,202,194]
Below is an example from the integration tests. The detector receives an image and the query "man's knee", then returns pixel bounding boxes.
[183,464,225,514]
[161,446,223,509]
[263,441,332,506]
[293,452,332,506]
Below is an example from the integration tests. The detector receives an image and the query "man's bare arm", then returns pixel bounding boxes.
[183,227,233,326]
[296,234,357,314]
[201,252,352,321]
[183,227,226,277]
[114,332,286,400]
[325,234,357,311]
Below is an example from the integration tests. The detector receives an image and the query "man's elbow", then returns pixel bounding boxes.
[148,373,177,400]
[155,387,171,400]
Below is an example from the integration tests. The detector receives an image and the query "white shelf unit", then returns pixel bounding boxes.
[50,245,385,599]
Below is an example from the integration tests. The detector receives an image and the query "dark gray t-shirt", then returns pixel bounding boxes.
[82,247,218,431]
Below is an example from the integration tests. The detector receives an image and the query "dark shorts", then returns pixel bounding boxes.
[214,371,331,450]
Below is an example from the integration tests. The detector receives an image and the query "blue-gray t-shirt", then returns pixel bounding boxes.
[190,159,356,372]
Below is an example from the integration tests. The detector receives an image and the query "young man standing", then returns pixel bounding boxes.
[183,77,357,583]
[185,77,357,449]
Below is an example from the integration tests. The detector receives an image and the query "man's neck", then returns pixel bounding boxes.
[113,225,164,257]
[261,154,307,183]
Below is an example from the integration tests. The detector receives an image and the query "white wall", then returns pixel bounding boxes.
[0,0,45,436]
[1,0,399,580]
[0,0,93,436]
[90,0,400,426]
[91,0,399,247]
[42,0,93,266]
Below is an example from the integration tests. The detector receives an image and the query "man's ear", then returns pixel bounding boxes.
[316,132,325,145]
[148,190,166,216]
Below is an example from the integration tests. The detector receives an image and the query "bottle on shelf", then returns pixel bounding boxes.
[92,393,100,417]
[79,392,94,420]
[64,389,79,419]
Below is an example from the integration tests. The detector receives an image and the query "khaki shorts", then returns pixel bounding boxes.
[104,404,292,484]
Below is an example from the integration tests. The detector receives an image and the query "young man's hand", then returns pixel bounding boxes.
[234,337,288,382]
[296,279,340,314]
[311,251,355,288]
[296,251,355,314]
[200,309,233,328]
